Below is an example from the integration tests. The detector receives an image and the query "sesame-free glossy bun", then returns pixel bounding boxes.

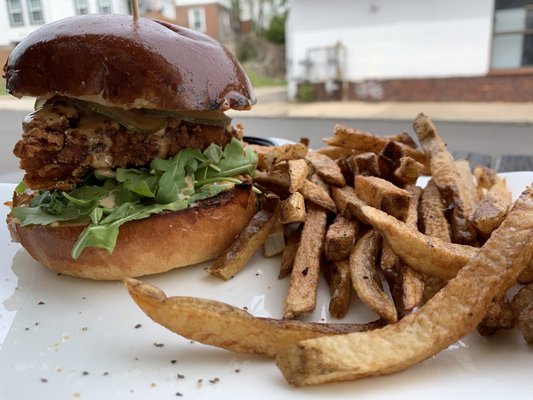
[7,184,256,280]
[4,14,255,111]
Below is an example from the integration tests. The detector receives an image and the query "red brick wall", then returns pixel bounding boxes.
[345,72,533,102]
[176,3,223,41]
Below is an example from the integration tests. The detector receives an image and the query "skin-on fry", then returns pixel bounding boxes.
[511,283,533,319]
[279,228,301,279]
[288,159,308,193]
[471,175,512,236]
[413,113,478,245]
[517,259,533,284]
[324,260,352,319]
[357,203,479,279]
[276,185,533,386]
[393,156,425,186]
[323,214,358,261]
[350,152,379,177]
[280,192,306,224]
[125,278,384,357]
[380,185,424,316]
[454,159,480,212]
[306,152,346,187]
[263,143,308,170]
[283,205,328,319]
[315,145,362,160]
[517,303,533,343]
[476,295,514,336]
[354,175,411,221]
[298,179,337,213]
[349,230,397,323]
[331,186,479,279]
[420,179,451,242]
[384,131,418,148]
[263,220,286,257]
[473,165,497,199]
[324,124,428,170]
[208,193,281,280]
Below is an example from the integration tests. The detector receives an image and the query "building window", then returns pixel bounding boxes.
[74,0,89,15]
[98,0,112,14]
[492,0,533,69]
[188,8,206,32]
[27,0,43,24]
[6,0,24,26]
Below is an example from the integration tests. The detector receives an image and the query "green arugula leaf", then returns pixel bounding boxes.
[15,139,258,258]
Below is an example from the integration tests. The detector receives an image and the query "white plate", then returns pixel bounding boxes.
[0,172,532,400]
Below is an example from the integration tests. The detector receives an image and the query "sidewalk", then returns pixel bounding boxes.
[2,87,532,124]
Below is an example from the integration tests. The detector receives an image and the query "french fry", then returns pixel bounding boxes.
[280,192,306,224]
[316,145,361,160]
[420,179,451,242]
[473,165,497,198]
[298,179,337,213]
[324,124,428,170]
[413,113,478,245]
[263,220,286,257]
[377,141,405,183]
[125,278,384,357]
[476,295,514,336]
[350,152,380,177]
[279,228,301,279]
[511,284,533,343]
[288,159,308,193]
[517,259,533,284]
[324,260,352,319]
[349,230,397,323]
[471,174,512,236]
[354,175,411,221]
[517,303,533,343]
[276,185,533,386]
[283,205,328,319]
[455,159,480,212]
[263,143,308,170]
[323,214,358,261]
[331,185,479,279]
[511,284,533,319]
[208,193,281,280]
[384,131,418,148]
[306,152,346,187]
[393,156,425,186]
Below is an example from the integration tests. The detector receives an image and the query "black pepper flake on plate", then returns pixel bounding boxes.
[209,377,220,384]
[171,360,177,364]
[153,342,164,347]
[103,372,109,376]
[37,301,45,305]
[41,378,48,383]
[82,371,89,376]
[177,373,185,379]
[134,323,142,329]
[175,392,183,397]
[234,369,241,373]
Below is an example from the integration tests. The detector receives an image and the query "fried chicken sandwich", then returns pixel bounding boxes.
[4,14,258,280]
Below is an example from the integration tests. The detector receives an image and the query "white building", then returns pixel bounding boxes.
[286,0,533,101]
[0,0,176,46]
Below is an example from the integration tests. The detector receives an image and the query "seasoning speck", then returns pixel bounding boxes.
[38,301,45,305]
[153,342,164,347]
[150,383,157,388]
[177,373,185,379]
[82,371,89,376]
[209,377,220,384]
[235,368,241,373]
[103,372,109,376]
[81,327,88,332]
[134,323,142,329]
[176,392,183,397]
[41,378,48,383]
[170,360,177,364]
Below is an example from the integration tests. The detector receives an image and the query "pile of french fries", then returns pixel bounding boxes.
[126,113,533,386]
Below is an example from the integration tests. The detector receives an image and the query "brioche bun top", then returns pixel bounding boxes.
[4,14,255,112]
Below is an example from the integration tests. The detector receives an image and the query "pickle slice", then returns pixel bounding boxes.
[148,109,232,128]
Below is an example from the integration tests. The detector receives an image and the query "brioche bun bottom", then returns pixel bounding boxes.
[7,184,256,280]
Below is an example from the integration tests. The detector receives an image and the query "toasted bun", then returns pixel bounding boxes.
[4,14,255,111]
[7,184,256,280]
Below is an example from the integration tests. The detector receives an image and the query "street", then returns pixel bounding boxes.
[1,109,532,183]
